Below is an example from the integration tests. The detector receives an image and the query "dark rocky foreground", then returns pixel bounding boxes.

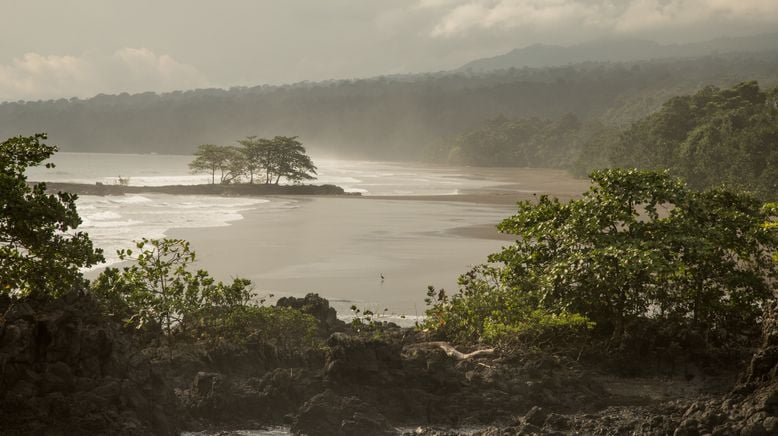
[34,182,352,197]
[0,294,179,435]
[1,294,776,435]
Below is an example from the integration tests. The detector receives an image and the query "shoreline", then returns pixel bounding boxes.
[36,181,353,197]
[165,196,518,316]
[75,168,589,316]
[73,167,589,315]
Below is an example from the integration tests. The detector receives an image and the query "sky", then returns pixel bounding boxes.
[2,0,778,101]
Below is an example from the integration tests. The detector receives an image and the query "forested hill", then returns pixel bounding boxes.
[459,33,778,72]
[2,51,778,158]
[431,82,777,201]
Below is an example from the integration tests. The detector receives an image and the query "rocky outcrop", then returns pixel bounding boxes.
[291,389,396,436]
[277,293,346,336]
[410,303,778,435]
[672,303,778,435]
[6,294,773,435]
[179,367,323,429]
[317,331,608,429]
[0,294,179,436]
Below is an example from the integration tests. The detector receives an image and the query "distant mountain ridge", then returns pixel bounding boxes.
[460,33,778,72]
[3,50,778,159]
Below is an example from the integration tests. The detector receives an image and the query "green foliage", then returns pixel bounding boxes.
[426,114,605,169]
[435,82,777,202]
[765,203,778,262]
[494,169,777,339]
[422,267,593,350]
[4,53,778,159]
[348,305,394,334]
[197,305,320,352]
[0,134,104,298]
[237,135,317,185]
[578,82,778,200]
[482,311,593,350]
[93,238,321,351]
[91,238,252,335]
[424,169,777,350]
[189,144,245,184]
[191,136,317,185]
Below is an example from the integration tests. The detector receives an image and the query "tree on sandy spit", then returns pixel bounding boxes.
[267,136,317,185]
[189,144,245,184]
[0,134,104,298]
[235,135,317,185]
[236,136,265,184]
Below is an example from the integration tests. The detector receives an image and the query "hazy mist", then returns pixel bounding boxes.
[3,0,778,101]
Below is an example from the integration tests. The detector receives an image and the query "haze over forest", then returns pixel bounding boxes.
[3,1,778,161]
[1,39,778,160]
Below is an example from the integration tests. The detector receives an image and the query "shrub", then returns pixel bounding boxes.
[423,169,777,352]
[422,266,593,352]
[0,134,104,298]
[91,238,252,336]
[197,305,320,352]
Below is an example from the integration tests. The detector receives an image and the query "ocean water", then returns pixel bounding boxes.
[76,194,271,266]
[25,152,512,267]
[26,152,507,195]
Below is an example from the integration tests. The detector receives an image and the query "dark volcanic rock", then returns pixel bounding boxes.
[0,294,179,436]
[325,332,403,384]
[673,303,778,435]
[291,389,397,436]
[179,367,324,428]
[277,293,346,336]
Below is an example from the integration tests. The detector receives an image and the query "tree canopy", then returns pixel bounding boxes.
[191,136,316,185]
[424,169,778,348]
[576,81,778,200]
[0,134,104,298]
[189,144,245,184]
[91,238,252,335]
[3,53,778,160]
[431,82,778,201]
[90,237,319,348]
[423,113,605,168]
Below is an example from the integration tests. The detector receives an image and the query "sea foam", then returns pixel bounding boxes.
[77,194,268,268]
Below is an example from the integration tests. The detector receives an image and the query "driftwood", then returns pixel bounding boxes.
[416,341,496,360]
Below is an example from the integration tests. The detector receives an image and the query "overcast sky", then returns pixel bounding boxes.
[2,0,778,101]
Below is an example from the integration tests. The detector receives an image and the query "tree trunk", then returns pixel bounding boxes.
[415,342,496,360]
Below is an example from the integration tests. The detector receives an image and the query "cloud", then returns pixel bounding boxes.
[423,0,778,38]
[0,48,211,101]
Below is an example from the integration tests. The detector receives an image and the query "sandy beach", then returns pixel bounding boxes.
[167,167,589,319]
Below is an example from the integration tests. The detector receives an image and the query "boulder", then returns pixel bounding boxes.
[291,389,396,436]
[324,332,402,384]
[277,293,346,335]
[0,294,179,436]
